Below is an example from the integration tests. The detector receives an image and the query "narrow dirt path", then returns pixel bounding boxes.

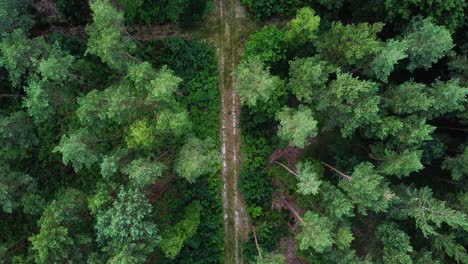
[215,0,250,263]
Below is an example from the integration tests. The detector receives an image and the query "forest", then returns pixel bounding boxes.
[0,0,467,263]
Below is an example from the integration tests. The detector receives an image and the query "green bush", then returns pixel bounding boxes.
[242,0,302,19]
[157,38,219,139]
[244,25,286,64]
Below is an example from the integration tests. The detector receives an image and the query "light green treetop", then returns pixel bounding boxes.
[276,106,318,148]
[285,7,320,45]
[235,57,284,107]
[296,160,323,195]
[175,137,220,183]
[86,0,136,71]
[297,211,334,252]
[288,56,333,103]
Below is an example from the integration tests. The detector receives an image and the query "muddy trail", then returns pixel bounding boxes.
[214,0,251,263]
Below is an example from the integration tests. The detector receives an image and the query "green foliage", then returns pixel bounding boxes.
[242,0,301,19]
[288,56,332,103]
[235,57,284,107]
[296,160,323,195]
[320,71,381,137]
[86,0,136,71]
[160,201,202,258]
[53,129,98,172]
[244,25,286,64]
[123,158,165,187]
[442,146,468,181]
[276,106,318,148]
[254,253,286,264]
[335,224,353,250]
[370,40,408,82]
[339,162,390,213]
[176,137,219,183]
[0,162,32,213]
[0,0,32,33]
[96,187,160,261]
[285,7,320,45]
[428,79,468,117]
[115,0,143,23]
[316,22,383,68]
[433,234,468,264]
[404,18,454,71]
[0,111,37,160]
[392,186,468,237]
[377,148,423,177]
[30,189,92,264]
[385,0,466,32]
[384,81,432,115]
[125,119,157,150]
[0,29,35,87]
[297,211,334,252]
[377,223,413,264]
[320,182,354,218]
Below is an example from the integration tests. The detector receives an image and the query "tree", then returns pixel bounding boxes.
[370,40,408,82]
[30,189,93,264]
[96,187,160,261]
[403,18,453,71]
[175,137,220,183]
[123,158,166,187]
[383,81,433,115]
[53,129,99,172]
[0,0,33,33]
[428,79,467,117]
[0,162,32,213]
[392,186,468,237]
[319,71,381,137]
[0,111,37,160]
[285,7,320,45]
[377,223,413,264]
[244,25,286,64]
[297,211,334,252]
[296,160,323,195]
[276,106,318,148]
[385,0,466,32]
[442,145,468,181]
[86,0,136,71]
[320,182,354,218]
[338,162,390,213]
[376,148,424,178]
[433,234,468,264]
[235,57,283,107]
[316,22,383,68]
[160,201,202,259]
[0,29,36,87]
[288,56,333,103]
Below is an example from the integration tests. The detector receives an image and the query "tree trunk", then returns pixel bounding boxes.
[321,162,352,180]
[274,161,298,177]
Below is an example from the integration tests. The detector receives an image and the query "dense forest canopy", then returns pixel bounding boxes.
[0,0,467,263]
